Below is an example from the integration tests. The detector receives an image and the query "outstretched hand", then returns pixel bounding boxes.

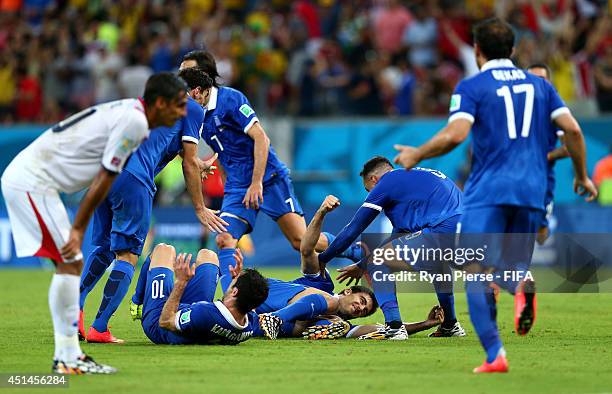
[393,144,422,169]
[337,263,364,287]
[196,208,228,233]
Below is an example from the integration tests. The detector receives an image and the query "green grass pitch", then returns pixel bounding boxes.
[0,268,611,394]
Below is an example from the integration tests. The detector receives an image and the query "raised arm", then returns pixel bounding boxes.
[300,195,340,275]
[393,118,471,169]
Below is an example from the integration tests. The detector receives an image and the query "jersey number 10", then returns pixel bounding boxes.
[496,84,534,139]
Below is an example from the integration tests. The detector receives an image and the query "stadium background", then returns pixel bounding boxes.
[0,0,610,269]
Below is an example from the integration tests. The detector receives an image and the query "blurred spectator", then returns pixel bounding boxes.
[88,43,124,103]
[0,0,609,120]
[0,55,16,122]
[594,44,612,113]
[15,65,42,121]
[402,4,438,68]
[118,52,153,99]
[373,0,413,54]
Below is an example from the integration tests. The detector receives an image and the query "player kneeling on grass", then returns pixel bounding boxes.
[141,243,268,345]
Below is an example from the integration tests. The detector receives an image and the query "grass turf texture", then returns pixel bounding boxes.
[1,268,611,394]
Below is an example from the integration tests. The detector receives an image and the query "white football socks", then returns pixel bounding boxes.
[49,274,82,362]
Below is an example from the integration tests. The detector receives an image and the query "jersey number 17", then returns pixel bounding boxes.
[496,84,534,140]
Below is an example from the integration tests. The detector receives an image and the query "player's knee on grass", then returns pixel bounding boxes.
[150,243,176,270]
[195,249,219,267]
[216,232,238,249]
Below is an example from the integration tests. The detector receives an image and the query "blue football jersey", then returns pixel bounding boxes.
[255,278,306,314]
[201,87,289,191]
[318,167,462,264]
[365,168,463,233]
[174,300,257,345]
[449,59,568,210]
[125,96,203,195]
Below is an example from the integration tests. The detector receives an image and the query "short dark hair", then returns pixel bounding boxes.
[359,156,393,178]
[183,50,220,87]
[473,17,515,61]
[527,63,552,80]
[233,269,269,314]
[349,285,378,316]
[178,68,214,91]
[143,72,187,106]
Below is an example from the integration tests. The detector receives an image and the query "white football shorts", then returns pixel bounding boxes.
[1,182,72,263]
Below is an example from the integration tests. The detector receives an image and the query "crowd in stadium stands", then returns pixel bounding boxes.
[0,0,610,123]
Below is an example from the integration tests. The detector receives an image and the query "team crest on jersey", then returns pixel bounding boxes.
[213,115,225,132]
[449,95,461,112]
[239,104,255,118]
[179,310,192,325]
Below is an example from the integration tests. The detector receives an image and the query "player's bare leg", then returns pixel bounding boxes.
[149,243,177,270]
[277,212,328,252]
[195,248,220,268]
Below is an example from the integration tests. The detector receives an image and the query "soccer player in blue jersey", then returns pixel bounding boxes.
[314,157,465,340]
[79,68,228,343]
[393,18,597,373]
[526,64,570,245]
[178,51,343,292]
[140,244,268,345]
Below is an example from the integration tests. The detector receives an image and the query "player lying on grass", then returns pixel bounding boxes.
[315,161,466,340]
[129,196,378,339]
[224,246,445,340]
[140,243,268,345]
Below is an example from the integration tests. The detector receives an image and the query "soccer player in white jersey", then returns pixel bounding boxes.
[1,72,188,374]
